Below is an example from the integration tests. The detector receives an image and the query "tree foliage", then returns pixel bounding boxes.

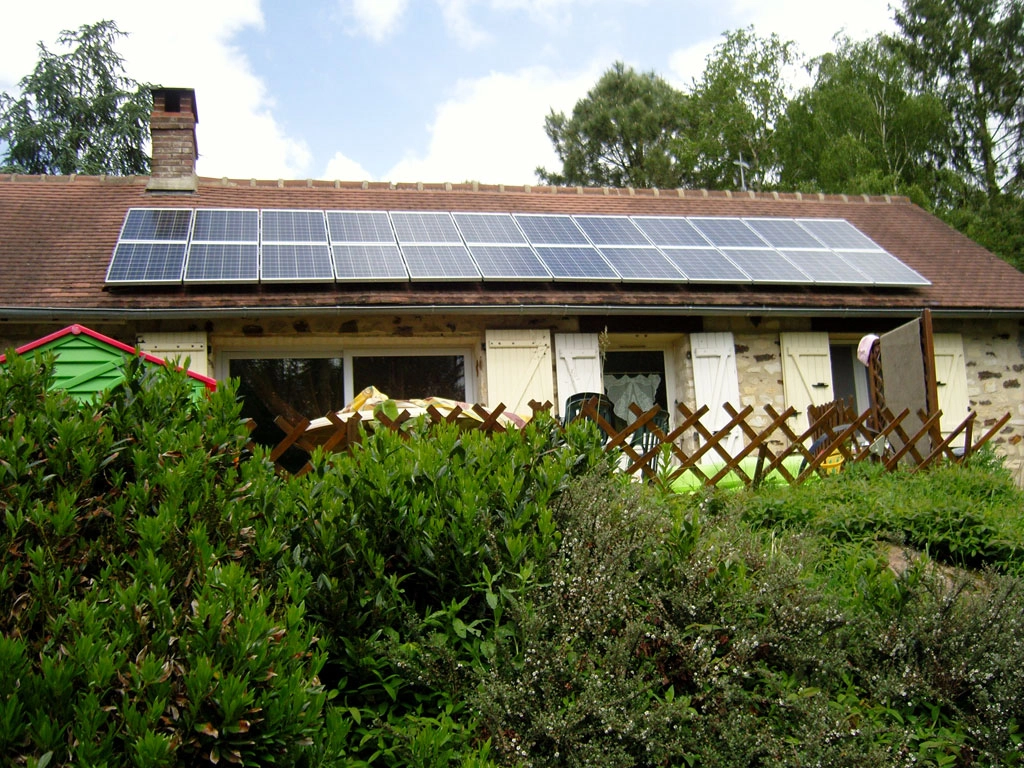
[688,27,798,190]
[534,5,1024,270]
[894,0,1024,199]
[536,61,692,188]
[536,30,797,192]
[0,20,152,176]
[776,35,954,205]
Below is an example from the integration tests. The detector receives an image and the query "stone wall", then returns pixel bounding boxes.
[957,319,1024,482]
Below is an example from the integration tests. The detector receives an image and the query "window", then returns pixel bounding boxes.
[220,344,474,457]
[352,355,465,400]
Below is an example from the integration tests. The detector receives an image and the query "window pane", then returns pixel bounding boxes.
[230,358,346,467]
[353,355,465,401]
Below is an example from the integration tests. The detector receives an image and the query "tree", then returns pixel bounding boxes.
[687,27,799,190]
[0,20,152,175]
[536,61,693,188]
[894,0,1024,199]
[776,35,954,206]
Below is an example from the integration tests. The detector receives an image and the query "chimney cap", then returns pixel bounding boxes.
[151,87,198,123]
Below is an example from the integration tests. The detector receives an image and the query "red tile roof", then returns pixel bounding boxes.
[2,173,1022,319]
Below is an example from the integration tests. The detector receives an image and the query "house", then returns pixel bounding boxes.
[2,88,1023,477]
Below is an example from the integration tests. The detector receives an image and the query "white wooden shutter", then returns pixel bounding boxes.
[485,329,554,416]
[554,333,603,416]
[933,333,971,446]
[780,332,833,434]
[691,332,742,454]
[137,331,208,376]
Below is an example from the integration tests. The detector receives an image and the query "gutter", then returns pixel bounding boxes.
[2,304,1022,322]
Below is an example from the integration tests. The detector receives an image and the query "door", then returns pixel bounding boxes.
[554,333,603,416]
[485,329,554,416]
[780,332,834,434]
[691,332,742,454]
[933,333,971,446]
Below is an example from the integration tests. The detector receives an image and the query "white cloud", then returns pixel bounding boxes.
[437,0,490,47]
[0,0,311,179]
[488,0,578,23]
[667,0,896,92]
[437,0,648,42]
[666,39,718,88]
[324,150,374,181]
[725,0,896,57]
[380,64,603,185]
[345,0,409,41]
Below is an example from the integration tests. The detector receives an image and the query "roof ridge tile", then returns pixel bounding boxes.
[0,173,913,206]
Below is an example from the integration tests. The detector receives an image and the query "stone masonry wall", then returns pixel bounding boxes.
[956,319,1024,483]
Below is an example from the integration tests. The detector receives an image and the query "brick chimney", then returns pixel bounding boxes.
[147,87,198,192]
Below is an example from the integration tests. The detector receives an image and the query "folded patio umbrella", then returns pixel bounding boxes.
[304,386,528,442]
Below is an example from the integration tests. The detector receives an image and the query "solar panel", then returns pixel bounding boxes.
[535,246,619,280]
[327,211,395,243]
[106,242,188,284]
[514,214,589,245]
[402,245,481,280]
[262,210,328,243]
[332,244,408,281]
[632,216,709,247]
[597,247,684,281]
[468,245,551,280]
[798,219,878,250]
[184,209,260,284]
[690,217,766,248]
[744,218,821,249]
[835,250,931,286]
[261,244,334,282]
[721,249,813,284]
[391,212,462,243]
[453,212,527,244]
[777,250,872,285]
[574,215,650,246]
[660,248,750,282]
[119,208,193,241]
[184,244,259,283]
[107,208,193,284]
[192,209,258,242]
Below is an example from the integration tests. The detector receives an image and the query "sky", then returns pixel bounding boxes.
[1,0,897,186]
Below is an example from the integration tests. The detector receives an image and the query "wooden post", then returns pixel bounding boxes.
[920,309,942,452]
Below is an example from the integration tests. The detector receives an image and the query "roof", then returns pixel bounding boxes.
[0,324,217,396]
[2,173,1023,320]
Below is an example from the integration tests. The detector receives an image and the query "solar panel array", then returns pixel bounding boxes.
[105,208,931,288]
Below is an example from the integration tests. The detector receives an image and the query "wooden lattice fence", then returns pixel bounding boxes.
[259,396,1009,491]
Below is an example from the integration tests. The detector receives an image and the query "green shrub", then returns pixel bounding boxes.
[250,413,609,765]
[740,458,1024,574]
[470,474,699,768]
[0,352,332,767]
[7,346,1024,767]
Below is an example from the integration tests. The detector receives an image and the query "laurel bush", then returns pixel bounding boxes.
[0,352,332,767]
